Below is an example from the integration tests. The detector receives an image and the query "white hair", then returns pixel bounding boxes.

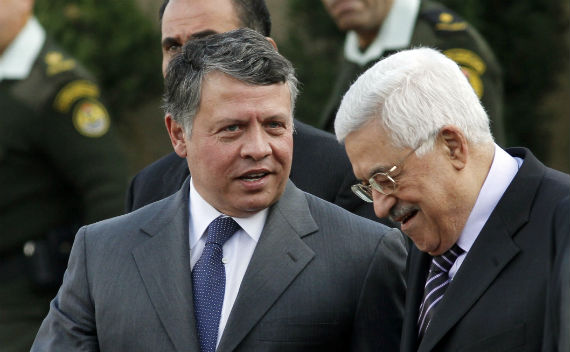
[334,47,494,155]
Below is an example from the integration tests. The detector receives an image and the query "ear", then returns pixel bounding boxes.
[439,125,468,170]
[165,115,188,158]
[266,37,278,51]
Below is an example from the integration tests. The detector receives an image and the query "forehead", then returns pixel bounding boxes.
[344,120,400,179]
[198,72,292,119]
[162,0,241,39]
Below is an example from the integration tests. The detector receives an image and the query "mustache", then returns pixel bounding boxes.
[388,202,420,222]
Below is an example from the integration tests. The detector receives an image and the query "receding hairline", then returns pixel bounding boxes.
[159,0,255,31]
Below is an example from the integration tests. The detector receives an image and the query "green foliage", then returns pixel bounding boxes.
[440,0,569,157]
[280,0,344,126]
[35,0,163,118]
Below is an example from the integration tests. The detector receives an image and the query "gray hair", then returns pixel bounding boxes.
[334,47,493,155]
[162,28,298,134]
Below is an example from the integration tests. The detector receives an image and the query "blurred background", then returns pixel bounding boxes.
[36,0,569,175]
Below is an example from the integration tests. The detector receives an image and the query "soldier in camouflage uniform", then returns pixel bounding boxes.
[319,0,506,145]
[0,1,127,350]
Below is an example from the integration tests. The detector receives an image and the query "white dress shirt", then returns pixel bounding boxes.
[449,144,523,279]
[344,0,420,66]
[0,17,45,82]
[188,178,266,346]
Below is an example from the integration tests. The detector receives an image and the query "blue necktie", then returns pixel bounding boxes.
[417,243,464,338]
[192,216,240,352]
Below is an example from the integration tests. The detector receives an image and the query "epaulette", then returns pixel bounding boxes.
[420,8,468,33]
[44,51,77,76]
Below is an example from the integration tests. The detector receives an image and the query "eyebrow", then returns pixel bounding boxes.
[161,30,219,49]
[366,165,392,180]
[190,30,219,40]
[161,37,179,49]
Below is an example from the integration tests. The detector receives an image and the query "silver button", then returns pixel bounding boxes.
[222,257,229,264]
[23,241,36,257]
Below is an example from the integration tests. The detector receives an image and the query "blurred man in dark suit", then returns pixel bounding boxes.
[126,0,381,223]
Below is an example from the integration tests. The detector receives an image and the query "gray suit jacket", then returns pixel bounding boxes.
[32,179,407,351]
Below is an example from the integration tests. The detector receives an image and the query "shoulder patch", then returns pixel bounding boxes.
[444,48,486,98]
[45,51,76,76]
[72,99,110,138]
[421,9,467,32]
[54,80,100,113]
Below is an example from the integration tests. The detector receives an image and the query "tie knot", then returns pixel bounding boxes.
[431,244,465,273]
[206,216,240,246]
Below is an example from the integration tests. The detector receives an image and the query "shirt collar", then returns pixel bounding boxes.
[456,144,521,252]
[344,0,420,66]
[0,17,46,82]
[188,177,267,249]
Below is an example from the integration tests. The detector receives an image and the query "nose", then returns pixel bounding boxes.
[372,190,397,219]
[241,125,272,161]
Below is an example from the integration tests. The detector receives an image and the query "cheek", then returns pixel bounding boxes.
[272,136,293,163]
[188,141,234,175]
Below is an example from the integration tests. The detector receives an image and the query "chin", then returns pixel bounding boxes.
[410,236,436,254]
[239,197,278,215]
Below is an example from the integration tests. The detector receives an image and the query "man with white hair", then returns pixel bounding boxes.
[335,47,569,351]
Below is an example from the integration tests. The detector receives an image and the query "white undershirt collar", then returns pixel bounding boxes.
[344,0,420,66]
[188,177,266,252]
[0,17,46,82]
[449,144,522,277]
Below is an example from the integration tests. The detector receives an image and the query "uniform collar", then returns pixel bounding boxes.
[344,0,420,66]
[0,17,46,82]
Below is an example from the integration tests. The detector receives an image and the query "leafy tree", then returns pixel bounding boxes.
[279,1,344,126]
[440,0,569,158]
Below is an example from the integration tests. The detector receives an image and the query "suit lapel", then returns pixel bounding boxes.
[217,182,318,352]
[132,178,200,352]
[418,225,520,351]
[419,148,544,351]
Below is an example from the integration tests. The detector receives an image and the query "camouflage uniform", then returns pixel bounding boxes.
[0,19,126,351]
[319,0,506,145]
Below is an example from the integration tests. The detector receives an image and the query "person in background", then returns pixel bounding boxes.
[320,0,506,146]
[32,28,406,351]
[335,47,569,351]
[0,0,127,350]
[125,0,383,224]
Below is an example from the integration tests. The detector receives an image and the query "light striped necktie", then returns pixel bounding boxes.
[417,243,464,338]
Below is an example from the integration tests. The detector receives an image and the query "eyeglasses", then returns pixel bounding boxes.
[351,145,421,203]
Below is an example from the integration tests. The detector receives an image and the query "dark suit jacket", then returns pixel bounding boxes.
[542,196,570,352]
[401,147,570,352]
[125,119,381,223]
[33,179,407,351]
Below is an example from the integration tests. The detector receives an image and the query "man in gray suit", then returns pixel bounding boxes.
[32,29,407,351]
